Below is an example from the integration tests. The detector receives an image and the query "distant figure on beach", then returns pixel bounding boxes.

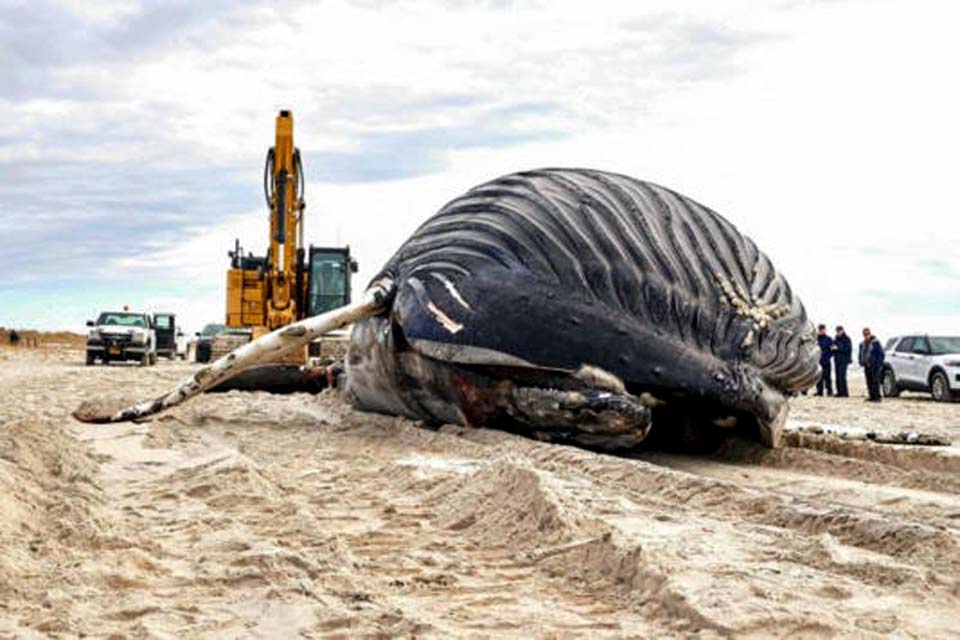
[833,326,852,397]
[858,327,885,402]
[816,324,833,396]
[9,329,19,346]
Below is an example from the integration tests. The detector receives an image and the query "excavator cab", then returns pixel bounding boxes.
[306,246,358,316]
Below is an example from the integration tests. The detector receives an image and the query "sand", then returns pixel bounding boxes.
[1,346,958,638]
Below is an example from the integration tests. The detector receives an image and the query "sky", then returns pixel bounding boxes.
[1,0,958,339]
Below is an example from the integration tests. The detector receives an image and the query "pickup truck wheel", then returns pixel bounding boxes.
[140,351,150,367]
[149,352,158,366]
[931,371,951,402]
[881,367,901,398]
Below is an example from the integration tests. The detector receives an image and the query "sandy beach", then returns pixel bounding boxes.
[1,345,958,638]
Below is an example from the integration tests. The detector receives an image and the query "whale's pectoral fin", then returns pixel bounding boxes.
[72,281,394,424]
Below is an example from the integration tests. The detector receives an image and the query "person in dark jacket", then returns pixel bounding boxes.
[833,325,852,397]
[815,324,833,396]
[858,327,885,402]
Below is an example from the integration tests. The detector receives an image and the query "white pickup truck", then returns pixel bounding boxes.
[85,311,157,366]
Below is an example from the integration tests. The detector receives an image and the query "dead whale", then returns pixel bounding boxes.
[74,168,820,450]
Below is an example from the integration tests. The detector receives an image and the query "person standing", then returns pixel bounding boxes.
[858,327,885,402]
[833,326,852,397]
[815,324,834,396]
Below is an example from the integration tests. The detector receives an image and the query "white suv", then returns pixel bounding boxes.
[881,335,960,402]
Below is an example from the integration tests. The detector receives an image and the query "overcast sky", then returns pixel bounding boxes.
[1,0,958,339]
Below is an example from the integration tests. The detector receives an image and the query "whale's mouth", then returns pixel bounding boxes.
[397,322,792,450]
[348,316,783,453]
[447,365,652,451]
[449,362,772,453]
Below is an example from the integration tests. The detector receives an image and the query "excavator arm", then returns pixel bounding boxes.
[264,110,305,329]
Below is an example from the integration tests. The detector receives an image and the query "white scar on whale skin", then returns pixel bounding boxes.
[427,301,464,334]
[431,273,472,310]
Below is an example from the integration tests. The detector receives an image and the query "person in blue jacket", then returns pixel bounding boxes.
[858,327,885,402]
[833,325,853,397]
[815,324,834,396]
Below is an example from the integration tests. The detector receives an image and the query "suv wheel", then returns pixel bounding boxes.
[881,367,901,398]
[931,371,951,402]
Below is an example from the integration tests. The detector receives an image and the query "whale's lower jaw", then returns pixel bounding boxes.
[345,315,787,452]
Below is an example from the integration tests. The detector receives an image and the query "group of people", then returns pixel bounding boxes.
[815,325,886,402]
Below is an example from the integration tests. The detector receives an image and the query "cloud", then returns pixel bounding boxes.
[597,14,773,73]
[308,101,568,183]
[863,291,960,316]
[919,259,960,281]
[0,160,253,286]
[0,0,256,100]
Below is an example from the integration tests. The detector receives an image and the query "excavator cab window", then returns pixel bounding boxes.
[307,248,353,316]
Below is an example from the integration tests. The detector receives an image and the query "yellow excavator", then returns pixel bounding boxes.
[212,110,357,366]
